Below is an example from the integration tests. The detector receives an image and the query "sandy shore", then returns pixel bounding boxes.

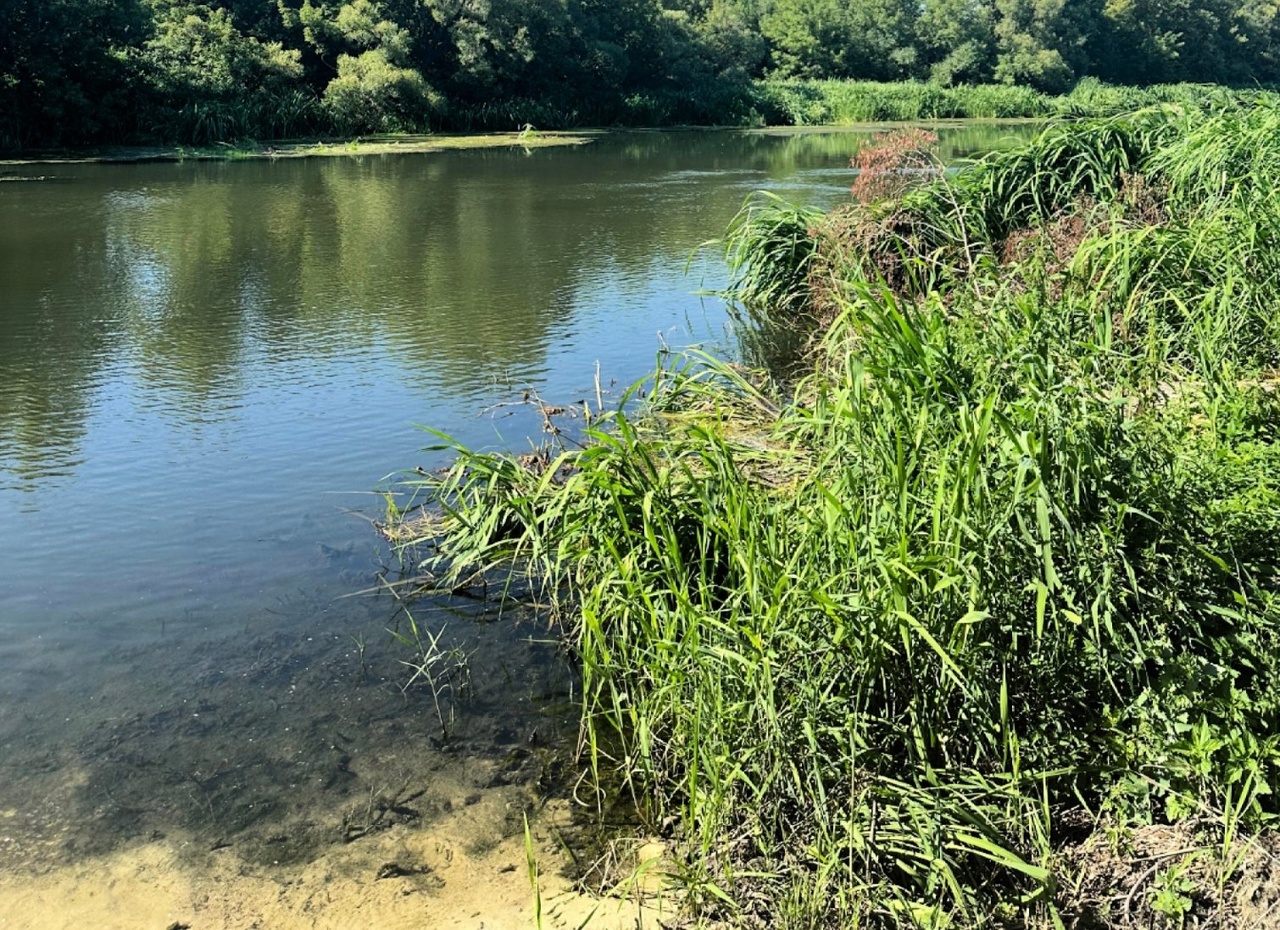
[0,794,670,930]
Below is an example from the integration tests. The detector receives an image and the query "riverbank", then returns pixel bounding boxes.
[395,98,1280,926]
[2,80,1263,165]
[0,119,1038,171]
[8,126,887,929]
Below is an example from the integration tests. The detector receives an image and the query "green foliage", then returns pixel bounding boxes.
[719,191,824,367]
[749,79,1056,124]
[994,0,1100,92]
[692,1,767,81]
[760,0,917,80]
[916,0,999,84]
[10,0,1280,148]
[0,0,149,148]
[300,0,414,63]
[322,47,442,133]
[139,2,317,142]
[747,78,1260,128]
[398,101,1280,924]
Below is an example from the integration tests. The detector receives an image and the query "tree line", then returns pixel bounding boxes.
[4,0,1279,149]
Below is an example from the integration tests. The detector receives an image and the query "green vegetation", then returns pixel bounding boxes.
[394,98,1280,925]
[6,0,1280,149]
[749,77,1247,124]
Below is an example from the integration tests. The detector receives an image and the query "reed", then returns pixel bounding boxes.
[749,78,1264,128]
[394,97,1280,926]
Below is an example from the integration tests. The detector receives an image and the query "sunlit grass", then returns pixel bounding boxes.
[391,96,1280,927]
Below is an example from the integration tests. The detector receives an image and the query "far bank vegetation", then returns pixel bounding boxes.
[8,0,1280,148]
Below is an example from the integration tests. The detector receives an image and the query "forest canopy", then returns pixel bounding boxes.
[3,0,1279,148]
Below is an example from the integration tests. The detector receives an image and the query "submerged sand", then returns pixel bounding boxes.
[0,795,665,929]
[0,582,668,929]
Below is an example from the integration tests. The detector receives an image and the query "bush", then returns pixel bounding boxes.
[322,49,445,135]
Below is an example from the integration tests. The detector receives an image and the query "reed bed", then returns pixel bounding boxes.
[750,78,1257,127]
[392,98,1280,927]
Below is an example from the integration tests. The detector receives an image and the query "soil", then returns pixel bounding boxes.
[1060,817,1280,930]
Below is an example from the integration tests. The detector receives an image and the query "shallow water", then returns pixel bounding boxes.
[0,124,1035,894]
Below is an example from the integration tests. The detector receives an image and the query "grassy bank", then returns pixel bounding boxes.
[393,98,1280,926]
[386,78,1259,132]
[4,78,1262,157]
[745,77,1251,126]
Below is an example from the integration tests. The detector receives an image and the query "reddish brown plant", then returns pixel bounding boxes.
[851,128,940,204]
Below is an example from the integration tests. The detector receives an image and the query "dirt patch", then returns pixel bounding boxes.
[1059,817,1280,929]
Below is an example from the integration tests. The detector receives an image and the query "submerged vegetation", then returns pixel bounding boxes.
[393,97,1280,926]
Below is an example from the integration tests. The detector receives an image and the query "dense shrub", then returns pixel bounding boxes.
[322,48,444,134]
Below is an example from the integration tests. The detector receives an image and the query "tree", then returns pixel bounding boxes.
[1091,0,1186,82]
[994,0,1103,91]
[916,0,998,84]
[760,0,855,77]
[322,46,442,130]
[693,0,768,80]
[760,0,917,80]
[1233,0,1280,81]
[139,2,310,140]
[0,0,150,147]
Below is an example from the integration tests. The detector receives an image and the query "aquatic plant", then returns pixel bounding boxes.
[393,98,1280,926]
[391,611,473,737]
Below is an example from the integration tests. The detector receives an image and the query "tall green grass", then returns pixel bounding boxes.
[751,79,1054,124]
[110,77,1271,148]
[395,98,1280,925]
[750,78,1261,127]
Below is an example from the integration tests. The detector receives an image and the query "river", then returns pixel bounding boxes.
[0,124,1033,927]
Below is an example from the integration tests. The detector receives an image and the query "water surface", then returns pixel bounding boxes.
[0,123,1035,876]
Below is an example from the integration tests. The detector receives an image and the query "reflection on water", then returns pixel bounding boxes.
[0,123,1037,878]
[0,124,1031,491]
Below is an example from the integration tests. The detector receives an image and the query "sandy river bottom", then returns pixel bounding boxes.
[0,583,667,929]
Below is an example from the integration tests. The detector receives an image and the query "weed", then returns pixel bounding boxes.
[389,612,473,737]
[850,127,941,204]
[524,812,543,930]
[1150,859,1197,926]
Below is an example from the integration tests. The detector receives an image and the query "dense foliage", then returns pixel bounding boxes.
[5,0,1280,148]
[401,101,1280,925]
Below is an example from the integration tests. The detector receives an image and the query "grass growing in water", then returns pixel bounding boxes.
[392,99,1280,926]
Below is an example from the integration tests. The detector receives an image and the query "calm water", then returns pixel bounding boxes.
[0,124,1033,872]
